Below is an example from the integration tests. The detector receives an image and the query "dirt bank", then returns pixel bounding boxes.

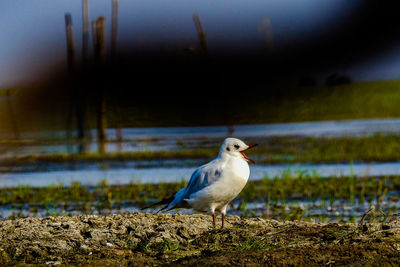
[0,213,399,266]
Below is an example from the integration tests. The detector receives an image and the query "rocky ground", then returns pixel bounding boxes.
[0,213,399,266]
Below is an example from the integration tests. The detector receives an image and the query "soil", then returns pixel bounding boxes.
[0,213,399,266]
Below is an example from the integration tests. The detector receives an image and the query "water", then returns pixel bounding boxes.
[3,118,400,159]
[1,161,400,188]
[2,118,400,187]
[11,118,400,139]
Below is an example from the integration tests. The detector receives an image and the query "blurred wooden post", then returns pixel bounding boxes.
[66,12,86,153]
[94,17,106,67]
[193,13,208,55]
[91,20,97,50]
[82,0,90,66]
[111,0,118,60]
[80,0,92,152]
[65,13,75,153]
[227,125,235,137]
[65,13,75,73]
[6,90,20,140]
[111,0,123,149]
[93,17,107,153]
[91,19,99,151]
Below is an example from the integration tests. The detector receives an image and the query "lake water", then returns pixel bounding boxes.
[1,161,399,188]
[2,118,400,187]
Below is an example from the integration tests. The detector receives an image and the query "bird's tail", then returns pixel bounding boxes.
[140,195,175,212]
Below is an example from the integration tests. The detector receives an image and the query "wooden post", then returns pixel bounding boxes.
[111,0,123,148]
[111,0,118,60]
[91,20,97,51]
[66,12,87,153]
[82,0,90,66]
[65,13,75,72]
[64,13,75,153]
[94,17,106,66]
[93,17,107,153]
[193,13,208,55]
[80,0,92,151]
[6,90,20,140]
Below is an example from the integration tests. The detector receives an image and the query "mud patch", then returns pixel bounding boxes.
[0,213,399,265]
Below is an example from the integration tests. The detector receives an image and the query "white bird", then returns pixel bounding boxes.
[142,137,257,229]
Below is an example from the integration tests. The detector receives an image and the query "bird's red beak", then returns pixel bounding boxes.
[240,144,258,164]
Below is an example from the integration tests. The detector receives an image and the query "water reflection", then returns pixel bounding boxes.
[2,118,400,159]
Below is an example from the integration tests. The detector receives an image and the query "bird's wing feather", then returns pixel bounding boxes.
[165,159,223,210]
[183,159,223,198]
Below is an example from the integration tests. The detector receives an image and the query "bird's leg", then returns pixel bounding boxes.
[212,213,217,229]
[221,205,228,229]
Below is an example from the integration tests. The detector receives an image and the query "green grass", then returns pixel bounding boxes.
[2,80,400,131]
[1,173,399,222]
[243,80,400,124]
[256,134,400,163]
[0,149,216,163]
[0,172,400,210]
[235,235,278,251]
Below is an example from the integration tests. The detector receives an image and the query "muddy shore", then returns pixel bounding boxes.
[0,213,399,266]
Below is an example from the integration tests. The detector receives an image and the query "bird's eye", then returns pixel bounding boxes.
[226,147,230,151]
[234,144,240,149]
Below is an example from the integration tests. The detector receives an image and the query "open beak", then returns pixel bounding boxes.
[240,144,258,164]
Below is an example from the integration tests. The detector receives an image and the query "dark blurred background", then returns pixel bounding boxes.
[1,0,400,132]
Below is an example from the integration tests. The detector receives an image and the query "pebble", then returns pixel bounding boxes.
[45,261,61,265]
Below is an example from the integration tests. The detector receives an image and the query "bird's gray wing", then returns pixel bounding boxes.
[182,160,223,199]
[165,160,223,210]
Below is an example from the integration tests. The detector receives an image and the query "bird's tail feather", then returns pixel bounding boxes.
[141,195,175,211]
[156,204,171,213]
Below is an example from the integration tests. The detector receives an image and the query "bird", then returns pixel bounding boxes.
[141,137,257,229]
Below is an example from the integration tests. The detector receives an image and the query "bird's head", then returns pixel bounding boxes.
[219,138,258,164]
